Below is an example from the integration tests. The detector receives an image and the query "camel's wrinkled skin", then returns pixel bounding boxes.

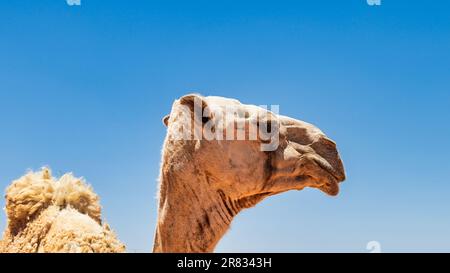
[153,94,346,253]
[0,168,125,253]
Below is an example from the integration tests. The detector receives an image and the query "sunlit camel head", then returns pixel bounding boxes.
[154,94,346,252]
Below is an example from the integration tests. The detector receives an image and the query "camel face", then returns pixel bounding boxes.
[163,94,346,205]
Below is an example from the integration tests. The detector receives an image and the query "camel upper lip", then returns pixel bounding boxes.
[312,156,345,183]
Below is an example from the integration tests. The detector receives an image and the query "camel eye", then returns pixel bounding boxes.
[266,122,272,133]
[202,116,211,124]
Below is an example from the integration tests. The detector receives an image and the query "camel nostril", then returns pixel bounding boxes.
[322,137,337,147]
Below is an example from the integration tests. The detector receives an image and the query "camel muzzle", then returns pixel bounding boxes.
[312,137,346,183]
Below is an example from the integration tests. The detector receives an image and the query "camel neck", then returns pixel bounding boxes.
[153,166,239,253]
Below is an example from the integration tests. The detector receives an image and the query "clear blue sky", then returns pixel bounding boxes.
[1,0,449,252]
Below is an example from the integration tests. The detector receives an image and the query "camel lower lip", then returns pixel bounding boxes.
[320,179,339,196]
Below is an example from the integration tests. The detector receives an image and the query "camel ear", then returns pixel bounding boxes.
[179,94,208,113]
[162,115,170,126]
[179,94,212,125]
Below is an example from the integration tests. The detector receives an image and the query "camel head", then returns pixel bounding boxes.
[155,94,346,252]
[162,94,345,199]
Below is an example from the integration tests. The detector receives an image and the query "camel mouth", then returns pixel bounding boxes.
[311,157,343,196]
[290,155,344,196]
